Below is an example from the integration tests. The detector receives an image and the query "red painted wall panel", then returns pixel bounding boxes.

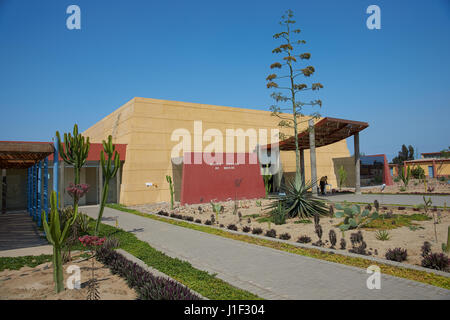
[180,152,266,205]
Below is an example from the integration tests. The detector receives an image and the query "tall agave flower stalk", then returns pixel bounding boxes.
[56,124,90,216]
[42,191,77,293]
[95,135,121,234]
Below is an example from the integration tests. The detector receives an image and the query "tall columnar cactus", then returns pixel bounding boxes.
[166,175,174,210]
[42,191,77,293]
[56,124,90,217]
[398,166,411,188]
[95,135,121,234]
[442,226,450,253]
[56,124,90,185]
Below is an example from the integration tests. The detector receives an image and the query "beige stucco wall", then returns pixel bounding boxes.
[83,97,351,205]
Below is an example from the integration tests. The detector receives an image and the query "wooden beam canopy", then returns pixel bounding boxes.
[0,141,54,169]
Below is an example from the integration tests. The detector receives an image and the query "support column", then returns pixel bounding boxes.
[53,138,59,204]
[354,132,361,194]
[300,149,305,185]
[37,161,41,225]
[43,158,48,222]
[1,169,5,214]
[308,119,318,195]
[26,168,30,214]
[32,164,36,219]
[116,163,121,204]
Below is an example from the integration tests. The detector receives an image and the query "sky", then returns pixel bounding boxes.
[0,0,449,161]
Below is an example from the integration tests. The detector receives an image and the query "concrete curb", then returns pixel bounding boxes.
[145,211,450,278]
[115,249,208,300]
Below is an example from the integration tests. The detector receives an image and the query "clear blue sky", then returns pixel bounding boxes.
[0,0,449,161]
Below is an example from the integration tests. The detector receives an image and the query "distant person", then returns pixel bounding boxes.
[320,176,328,195]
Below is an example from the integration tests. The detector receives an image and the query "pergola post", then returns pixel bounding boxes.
[1,169,5,214]
[300,148,305,184]
[36,161,41,225]
[53,138,59,205]
[354,132,361,194]
[43,157,48,222]
[308,119,318,195]
[32,164,36,219]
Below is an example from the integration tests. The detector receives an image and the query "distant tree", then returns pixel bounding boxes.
[436,146,450,177]
[392,145,414,164]
[267,9,323,183]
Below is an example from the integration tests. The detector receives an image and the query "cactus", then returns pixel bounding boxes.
[398,166,411,188]
[166,175,174,210]
[94,135,121,234]
[56,124,90,185]
[334,202,379,231]
[329,229,337,248]
[56,124,90,215]
[442,226,450,253]
[42,191,77,293]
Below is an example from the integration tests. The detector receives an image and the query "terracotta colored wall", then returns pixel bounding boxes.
[83,97,351,205]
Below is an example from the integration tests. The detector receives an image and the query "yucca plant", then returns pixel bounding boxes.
[94,135,121,234]
[268,178,328,219]
[398,166,411,188]
[42,191,77,293]
[375,230,391,241]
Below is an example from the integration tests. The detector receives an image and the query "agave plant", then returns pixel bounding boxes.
[268,178,328,219]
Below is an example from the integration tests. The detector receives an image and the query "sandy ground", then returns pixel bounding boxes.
[0,255,136,300]
[131,199,450,268]
[363,178,450,194]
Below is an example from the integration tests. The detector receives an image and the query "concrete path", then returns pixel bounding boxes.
[0,211,49,254]
[318,193,450,207]
[80,205,450,300]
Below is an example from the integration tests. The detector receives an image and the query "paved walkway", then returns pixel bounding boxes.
[318,193,450,206]
[0,211,50,255]
[81,205,450,300]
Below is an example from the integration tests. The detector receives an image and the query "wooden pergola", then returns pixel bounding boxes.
[263,117,369,194]
[0,141,55,216]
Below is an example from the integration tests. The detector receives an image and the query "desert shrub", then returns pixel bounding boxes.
[340,238,346,250]
[227,224,238,231]
[96,247,200,300]
[170,213,177,218]
[271,201,286,225]
[184,216,194,222]
[421,241,432,257]
[242,226,251,233]
[101,237,120,251]
[252,228,263,235]
[265,229,277,238]
[297,235,311,244]
[204,220,212,225]
[421,253,450,272]
[195,219,201,224]
[385,248,407,262]
[219,224,224,228]
[279,233,291,240]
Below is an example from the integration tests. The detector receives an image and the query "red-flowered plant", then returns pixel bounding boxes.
[67,183,90,202]
[79,235,105,248]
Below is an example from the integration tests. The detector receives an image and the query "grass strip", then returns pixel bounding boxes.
[106,203,450,290]
[0,255,52,272]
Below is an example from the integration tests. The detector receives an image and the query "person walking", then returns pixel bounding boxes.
[319,176,328,195]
